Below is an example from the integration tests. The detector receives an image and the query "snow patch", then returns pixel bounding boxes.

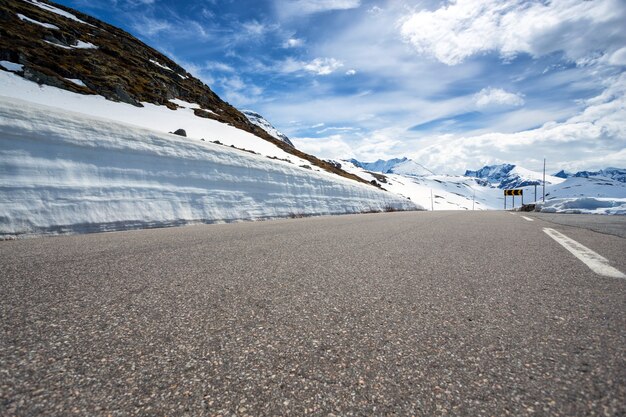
[168,98,202,110]
[23,0,93,25]
[538,198,626,215]
[0,61,24,72]
[43,40,96,50]
[150,59,173,71]
[65,78,86,87]
[17,13,59,29]
[73,40,98,49]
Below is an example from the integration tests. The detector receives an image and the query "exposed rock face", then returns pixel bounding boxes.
[0,0,367,184]
[172,129,187,137]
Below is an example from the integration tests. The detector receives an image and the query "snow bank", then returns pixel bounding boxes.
[536,198,626,215]
[0,97,418,238]
[535,176,626,215]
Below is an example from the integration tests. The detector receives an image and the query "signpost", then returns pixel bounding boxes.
[504,189,523,209]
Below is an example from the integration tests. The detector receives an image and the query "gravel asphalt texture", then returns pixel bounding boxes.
[1,211,625,416]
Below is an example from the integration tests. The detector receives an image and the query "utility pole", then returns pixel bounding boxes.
[534,184,537,202]
[543,158,546,202]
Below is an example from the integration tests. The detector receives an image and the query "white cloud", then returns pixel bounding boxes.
[287,73,626,173]
[474,87,524,108]
[400,0,626,65]
[132,16,173,37]
[279,57,344,75]
[291,134,356,159]
[275,0,361,18]
[607,47,626,66]
[241,20,267,36]
[345,69,356,75]
[304,58,343,75]
[410,73,626,173]
[216,76,264,106]
[284,38,305,48]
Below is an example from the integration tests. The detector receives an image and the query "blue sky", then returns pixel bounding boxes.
[55,0,626,173]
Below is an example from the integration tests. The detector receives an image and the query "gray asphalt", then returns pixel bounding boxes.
[1,211,625,416]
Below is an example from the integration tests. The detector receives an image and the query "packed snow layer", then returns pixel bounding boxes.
[535,177,626,215]
[537,198,626,215]
[0,71,311,167]
[0,97,418,237]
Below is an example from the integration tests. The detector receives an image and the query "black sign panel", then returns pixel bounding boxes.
[504,189,523,196]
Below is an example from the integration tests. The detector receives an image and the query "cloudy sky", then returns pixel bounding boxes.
[57,0,625,174]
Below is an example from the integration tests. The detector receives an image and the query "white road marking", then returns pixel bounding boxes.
[521,216,534,222]
[543,228,626,279]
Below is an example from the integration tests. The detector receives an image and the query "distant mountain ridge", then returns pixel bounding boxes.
[348,157,435,176]
[554,168,626,183]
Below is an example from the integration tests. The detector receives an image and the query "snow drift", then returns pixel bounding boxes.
[0,97,418,238]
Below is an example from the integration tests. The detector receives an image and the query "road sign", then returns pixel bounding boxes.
[504,189,523,209]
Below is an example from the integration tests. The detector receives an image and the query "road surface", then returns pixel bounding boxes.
[1,211,625,416]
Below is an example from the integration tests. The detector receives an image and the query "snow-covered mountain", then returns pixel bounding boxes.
[242,110,294,147]
[333,159,625,214]
[464,164,564,189]
[349,157,435,176]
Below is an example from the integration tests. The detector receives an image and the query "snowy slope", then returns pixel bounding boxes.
[242,110,294,147]
[0,71,306,165]
[332,160,503,210]
[536,177,626,215]
[0,97,418,238]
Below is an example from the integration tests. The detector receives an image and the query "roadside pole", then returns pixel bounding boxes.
[430,189,434,211]
[543,158,546,202]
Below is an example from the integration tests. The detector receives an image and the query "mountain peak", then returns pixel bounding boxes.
[242,110,294,147]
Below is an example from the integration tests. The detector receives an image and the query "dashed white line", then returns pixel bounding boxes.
[543,228,626,279]
[521,216,534,222]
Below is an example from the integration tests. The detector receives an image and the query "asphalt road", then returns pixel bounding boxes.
[1,211,625,416]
